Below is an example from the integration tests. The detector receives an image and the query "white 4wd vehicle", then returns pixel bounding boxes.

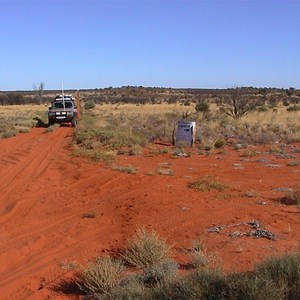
[48,95,78,127]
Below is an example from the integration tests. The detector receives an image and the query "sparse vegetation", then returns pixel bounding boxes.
[220,87,265,119]
[287,160,300,166]
[59,260,78,270]
[0,105,47,139]
[112,165,138,174]
[82,211,98,218]
[75,230,300,300]
[188,175,228,192]
[240,149,261,158]
[1,88,300,299]
[157,167,174,176]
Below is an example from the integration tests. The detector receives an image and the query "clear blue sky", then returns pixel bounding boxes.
[1,0,300,91]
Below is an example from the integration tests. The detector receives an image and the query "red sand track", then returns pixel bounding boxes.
[0,128,299,299]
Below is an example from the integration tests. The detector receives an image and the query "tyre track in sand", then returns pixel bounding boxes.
[0,128,73,218]
[0,127,76,299]
[0,128,146,299]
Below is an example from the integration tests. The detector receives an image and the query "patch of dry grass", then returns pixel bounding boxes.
[188,175,228,192]
[0,104,48,138]
[112,165,138,174]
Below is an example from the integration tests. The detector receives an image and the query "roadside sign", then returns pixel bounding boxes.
[175,120,196,146]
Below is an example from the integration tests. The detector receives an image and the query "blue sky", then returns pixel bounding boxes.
[1,0,300,91]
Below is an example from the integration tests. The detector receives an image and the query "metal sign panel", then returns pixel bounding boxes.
[175,120,196,146]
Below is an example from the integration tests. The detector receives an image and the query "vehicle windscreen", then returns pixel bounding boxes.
[52,101,73,109]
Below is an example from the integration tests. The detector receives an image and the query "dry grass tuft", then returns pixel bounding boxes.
[188,175,228,192]
[283,185,300,206]
[77,257,125,297]
[112,165,138,174]
[121,228,172,269]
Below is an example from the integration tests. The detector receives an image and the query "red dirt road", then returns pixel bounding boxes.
[0,128,299,299]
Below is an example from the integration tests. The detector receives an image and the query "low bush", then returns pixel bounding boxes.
[142,259,179,286]
[214,139,225,149]
[188,240,218,270]
[226,272,284,300]
[195,100,210,112]
[254,252,300,299]
[84,99,96,110]
[109,276,148,299]
[283,185,300,206]
[1,129,18,139]
[287,105,300,112]
[173,268,227,300]
[121,228,171,269]
[77,257,125,298]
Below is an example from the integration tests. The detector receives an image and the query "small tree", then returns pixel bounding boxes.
[33,82,44,104]
[286,87,295,96]
[220,87,265,119]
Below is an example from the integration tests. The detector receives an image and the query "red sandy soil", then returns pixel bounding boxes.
[0,128,299,299]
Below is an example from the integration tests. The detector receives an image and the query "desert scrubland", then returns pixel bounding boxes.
[0,87,300,299]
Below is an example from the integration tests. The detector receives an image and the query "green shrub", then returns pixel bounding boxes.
[84,99,96,110]
[214,139,225,149]
[121,228,171,269]
[195,101,210,112]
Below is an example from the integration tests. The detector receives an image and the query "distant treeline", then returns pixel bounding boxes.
[0,86,299,106]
